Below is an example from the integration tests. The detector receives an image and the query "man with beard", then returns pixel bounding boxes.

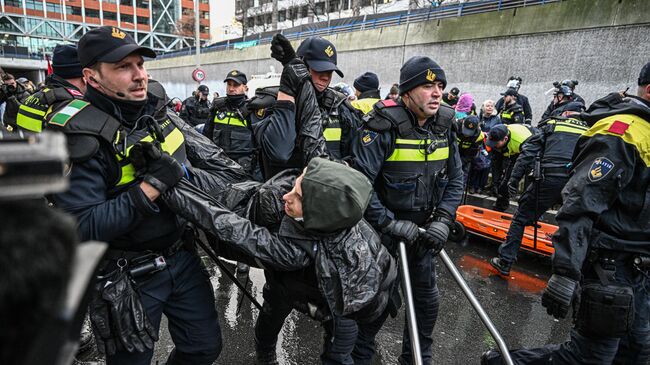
[45,26,222,365]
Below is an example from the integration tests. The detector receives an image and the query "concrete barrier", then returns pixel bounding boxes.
[148,0,650,120]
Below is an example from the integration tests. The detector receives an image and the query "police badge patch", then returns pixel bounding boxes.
[361,129,378,146]
[588,157,614,182]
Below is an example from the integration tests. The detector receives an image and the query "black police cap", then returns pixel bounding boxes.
[223,70,247,85]
[486,124,508,148]
[78,26,156,68]
[296,37,344,78]
[197,85,209,94]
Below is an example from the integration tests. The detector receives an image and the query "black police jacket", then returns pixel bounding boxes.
[252,82,328,180]
[162,171,396,323]
[179,96,211,126]
[317,87,361,159]
[16,74,83,133]
[550,95,650,281]
[349,100,464,228]
[509,116,589,184]
[48,87,248,252]
[499,102,526,125]
[202,96,256,167]
[496,93,532,122]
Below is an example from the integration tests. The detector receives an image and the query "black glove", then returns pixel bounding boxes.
[507,178,519,197]
[130,142,184,194]
[419,221,449,256]
[541,274,579,319]
[270,33,296,66]
[279,59,310,98]
[381,219,419,244]
[90,270,158,355]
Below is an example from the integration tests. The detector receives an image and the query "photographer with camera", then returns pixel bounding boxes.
[0,73,32,130]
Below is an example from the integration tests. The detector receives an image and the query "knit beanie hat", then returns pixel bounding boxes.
[354,72,379,93]
[52,44,83,79]
[398,56,447,95]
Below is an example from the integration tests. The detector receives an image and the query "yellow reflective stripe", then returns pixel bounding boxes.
[395,138,432,145]
[387,146,449,162]
[16,114,43,132]
[582,114,650,167]
[20,104,47,117]
[475,132,485,143]
[323,127,342,141]
[117,128,185,186]
[214,114,247,127]
[554,125,588,134]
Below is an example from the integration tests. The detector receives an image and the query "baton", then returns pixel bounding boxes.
[419,229,514,365]
[398,241,423,365]
[196,239,264,311]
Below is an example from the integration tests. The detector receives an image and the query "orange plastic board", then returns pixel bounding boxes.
[455,205,556,256]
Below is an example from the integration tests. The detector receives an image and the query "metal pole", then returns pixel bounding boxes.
[398,241,423,365]
[433,243,514,365]
[194,0,200,68]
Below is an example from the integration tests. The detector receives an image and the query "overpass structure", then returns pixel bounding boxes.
[146,0,650,121]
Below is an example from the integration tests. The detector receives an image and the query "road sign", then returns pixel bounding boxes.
[192,68,206,82]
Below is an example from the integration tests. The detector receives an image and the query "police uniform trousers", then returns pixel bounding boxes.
[352,239,440,365]
[498,175,568,264]
[485,257,650,364]
[106,249,222,365]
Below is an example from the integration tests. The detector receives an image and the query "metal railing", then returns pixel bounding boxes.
[156,0,560,60]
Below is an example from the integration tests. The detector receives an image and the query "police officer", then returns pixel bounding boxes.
[541,84,585,121]
[442,86,460,107]
[16,44,86,133]
[489,104,588,275]
[350,56,464,364]
[485,123,537,211]
[46,26,221,365]
[351,71,381,115]
[253,34,328,180]
[456,115,485,184]
[180,84,212,126]
[294,36,359,160]
[483,60,650,365]
[495,76,533,122]
[202,70,259,176]
[498,88,526,125]
[0,73,32,129]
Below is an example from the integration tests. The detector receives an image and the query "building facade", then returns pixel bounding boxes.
[0,0,212,57]
[235,0,412,36]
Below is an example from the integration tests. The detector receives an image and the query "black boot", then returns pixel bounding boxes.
[489,257,512,276]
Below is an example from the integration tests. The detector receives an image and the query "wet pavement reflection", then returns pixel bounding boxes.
[83,235,575,364]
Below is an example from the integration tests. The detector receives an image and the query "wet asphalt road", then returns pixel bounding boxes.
[135,234,572,365]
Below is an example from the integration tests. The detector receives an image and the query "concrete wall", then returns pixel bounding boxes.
[148,0,650,121]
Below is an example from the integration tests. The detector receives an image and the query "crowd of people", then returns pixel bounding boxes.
[1,24,649,365]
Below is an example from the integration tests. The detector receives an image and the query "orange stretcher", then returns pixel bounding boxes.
[450,205,557,256]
